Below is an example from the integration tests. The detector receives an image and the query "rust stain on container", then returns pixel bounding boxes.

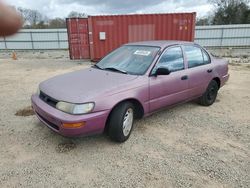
[67,13,196,61]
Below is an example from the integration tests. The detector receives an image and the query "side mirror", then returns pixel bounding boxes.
[155,67,171,76]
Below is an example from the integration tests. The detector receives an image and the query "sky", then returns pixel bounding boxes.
[4,0,213,18]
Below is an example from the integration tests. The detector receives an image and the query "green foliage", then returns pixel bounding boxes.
[196,17,213,25]
[33,21,48,29]
[198,0,250,25]
[48,18,66,28]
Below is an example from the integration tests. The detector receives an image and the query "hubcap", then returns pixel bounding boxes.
[122,108,134,137]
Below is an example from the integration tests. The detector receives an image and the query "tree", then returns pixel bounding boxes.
[33,21,48,29]
[209,0,250,24]
[17,7,44,27]
[244,9,250,22]
[30,10,42,26]
[48,18,66,28]
[68,11,87,18]
[196,15,214,25]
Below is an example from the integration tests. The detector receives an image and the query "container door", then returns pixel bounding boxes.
[66,18,90,60]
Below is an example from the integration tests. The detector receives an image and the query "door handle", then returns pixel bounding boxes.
[181,75,188,80]
[207,69,213,73]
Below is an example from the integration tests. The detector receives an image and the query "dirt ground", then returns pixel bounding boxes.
[0,58,249,188]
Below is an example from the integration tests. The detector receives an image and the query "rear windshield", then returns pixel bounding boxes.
[97,45,160,75]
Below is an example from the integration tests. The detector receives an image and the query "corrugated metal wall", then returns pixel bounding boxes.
[0,24,250,50]
[0,29,68,50]
[195,24,250,47]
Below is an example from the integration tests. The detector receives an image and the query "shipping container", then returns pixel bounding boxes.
[66,18,90,59]
[88,13,196,61]
[66,13,196,61]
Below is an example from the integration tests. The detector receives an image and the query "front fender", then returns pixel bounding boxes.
[93,83,149,114]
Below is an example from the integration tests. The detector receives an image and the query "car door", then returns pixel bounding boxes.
[182,45,213,99]
[149,46,189,112]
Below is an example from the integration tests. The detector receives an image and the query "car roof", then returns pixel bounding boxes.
[125,40,195,48]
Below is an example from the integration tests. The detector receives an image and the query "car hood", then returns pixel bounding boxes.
[39,68,138,103]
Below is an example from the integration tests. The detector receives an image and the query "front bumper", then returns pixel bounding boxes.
[31,94,110,137]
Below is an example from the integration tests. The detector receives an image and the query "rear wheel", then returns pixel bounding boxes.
[108,102,134,142]
[198,80,219,106]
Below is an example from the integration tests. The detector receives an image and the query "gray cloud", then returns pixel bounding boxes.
[6,0,211,18]
[61,0,208,13]
[175,0,208,8]
[61,0,163,13]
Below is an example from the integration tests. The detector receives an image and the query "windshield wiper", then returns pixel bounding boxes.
[92,64,103,70]
[103,67,127,74]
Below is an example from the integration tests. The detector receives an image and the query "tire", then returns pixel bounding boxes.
[198,80,219,106]
[108,102,134,142]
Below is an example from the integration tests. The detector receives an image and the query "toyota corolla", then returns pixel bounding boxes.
[31,41,229,142]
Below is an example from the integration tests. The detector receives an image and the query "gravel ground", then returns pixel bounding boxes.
[0,58,249,188]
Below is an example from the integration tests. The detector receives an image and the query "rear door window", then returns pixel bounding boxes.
[183,45,205,68]
[202,50,211,64]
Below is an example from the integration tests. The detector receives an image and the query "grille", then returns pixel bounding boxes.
[39,91,58,108]
[36,112,59,131]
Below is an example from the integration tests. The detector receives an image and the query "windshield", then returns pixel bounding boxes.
[96,45,160,75]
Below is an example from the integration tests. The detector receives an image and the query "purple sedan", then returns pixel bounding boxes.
[31,41,229,142]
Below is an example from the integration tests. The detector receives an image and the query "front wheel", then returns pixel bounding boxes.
[198,80,219,106]
[108,102,134,142]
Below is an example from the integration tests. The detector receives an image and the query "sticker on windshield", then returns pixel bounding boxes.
[134,50,151,56]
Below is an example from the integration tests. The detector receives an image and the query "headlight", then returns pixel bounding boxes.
[56,102,94,115]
